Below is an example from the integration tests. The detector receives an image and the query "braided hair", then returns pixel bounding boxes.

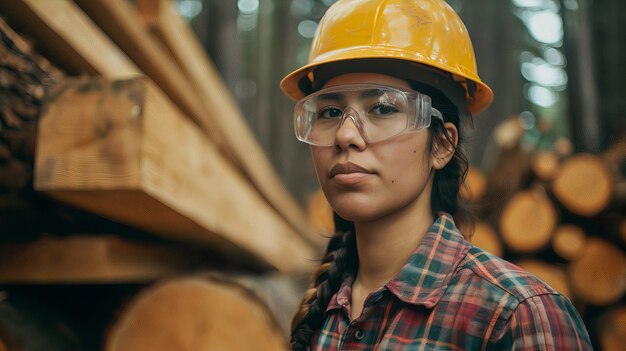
[290,80,472,351]
[290,214,357,351]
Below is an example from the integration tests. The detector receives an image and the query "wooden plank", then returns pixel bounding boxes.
[0,235,204,284]
[34,76,316,273]
[0,0,138,78]
[75,0,319,247]
[70,0,208,133]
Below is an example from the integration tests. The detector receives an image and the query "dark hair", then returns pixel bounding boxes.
[290,76,472,351]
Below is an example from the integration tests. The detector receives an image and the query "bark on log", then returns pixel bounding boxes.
[552,153,615,216]
[105,277,287,351]
[569,238,626,305]
[34,76,315,272]
[500,188,558,253]
[551,224,587,261]
[0,17,66,237]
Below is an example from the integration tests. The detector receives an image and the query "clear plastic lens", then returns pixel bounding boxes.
[294,84,441,146]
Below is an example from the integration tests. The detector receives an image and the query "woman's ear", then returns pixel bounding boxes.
[431,122,459,170]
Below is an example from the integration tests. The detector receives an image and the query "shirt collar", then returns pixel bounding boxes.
[326,213,470,313]
[385,213,471,308]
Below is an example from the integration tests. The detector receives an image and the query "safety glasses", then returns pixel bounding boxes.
[294,84,443,146]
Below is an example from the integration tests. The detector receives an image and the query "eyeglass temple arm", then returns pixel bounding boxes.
[431,108,444,123]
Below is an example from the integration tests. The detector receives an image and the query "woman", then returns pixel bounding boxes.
[280,0,592,350]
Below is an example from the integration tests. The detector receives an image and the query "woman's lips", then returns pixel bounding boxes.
[329,162,375,185]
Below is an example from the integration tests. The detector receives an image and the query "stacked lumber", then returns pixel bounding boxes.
[307,116,625,350]
[0,0,319,349]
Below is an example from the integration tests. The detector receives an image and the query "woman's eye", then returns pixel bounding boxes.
[370,104,399,116]
[318,107,343,119]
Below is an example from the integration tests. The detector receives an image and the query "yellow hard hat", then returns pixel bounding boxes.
[280,0,494,115]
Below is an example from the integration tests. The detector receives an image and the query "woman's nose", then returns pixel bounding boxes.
[334,113,366,151]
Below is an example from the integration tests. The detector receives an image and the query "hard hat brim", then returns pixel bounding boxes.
[280,50,494,115]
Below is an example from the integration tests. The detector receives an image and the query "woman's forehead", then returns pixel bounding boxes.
[322,73,411,90]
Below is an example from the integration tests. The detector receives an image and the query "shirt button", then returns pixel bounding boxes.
[354,328,365,341]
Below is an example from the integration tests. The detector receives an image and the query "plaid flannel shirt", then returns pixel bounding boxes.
[311,214,592,350]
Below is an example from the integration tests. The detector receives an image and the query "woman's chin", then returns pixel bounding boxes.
[330,197,385,223]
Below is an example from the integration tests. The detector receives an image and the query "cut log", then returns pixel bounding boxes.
[500,188,558,253]
[34,76,315,272]
[0,235,209,284]
[552,153,614,216]
[551,224,586,261]
[601,137,626,172]
[469,221,503,257]
[307,189,334,236]
[554,137,574,158]
[530,151,560,181]
[72,0,316,246]
[222,273,309,337]
[515,259,572,300]
[569,238,626,305]
[598,306,626,351]
[105,277,287,351]
[134,0,318,246]
[459,166,487,201]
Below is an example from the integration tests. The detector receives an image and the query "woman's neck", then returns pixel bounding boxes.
[352,193,435,293]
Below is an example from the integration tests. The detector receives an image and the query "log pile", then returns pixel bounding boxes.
[308,115,625,350]
[465,117,626,350]
[0,1,319,349]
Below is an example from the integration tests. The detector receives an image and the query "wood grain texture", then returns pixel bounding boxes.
[552,153,614,216]
[569,238,626,305]
[137,0,320,247]
[35,77,315,272]
[499,188,558,253]
[105,277,288,351]
[0,0,138,78]
[74,0,319,247]
[551,224,586,261]
[0,235,204,283]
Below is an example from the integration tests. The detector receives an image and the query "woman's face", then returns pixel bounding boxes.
[310,73,440,223]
